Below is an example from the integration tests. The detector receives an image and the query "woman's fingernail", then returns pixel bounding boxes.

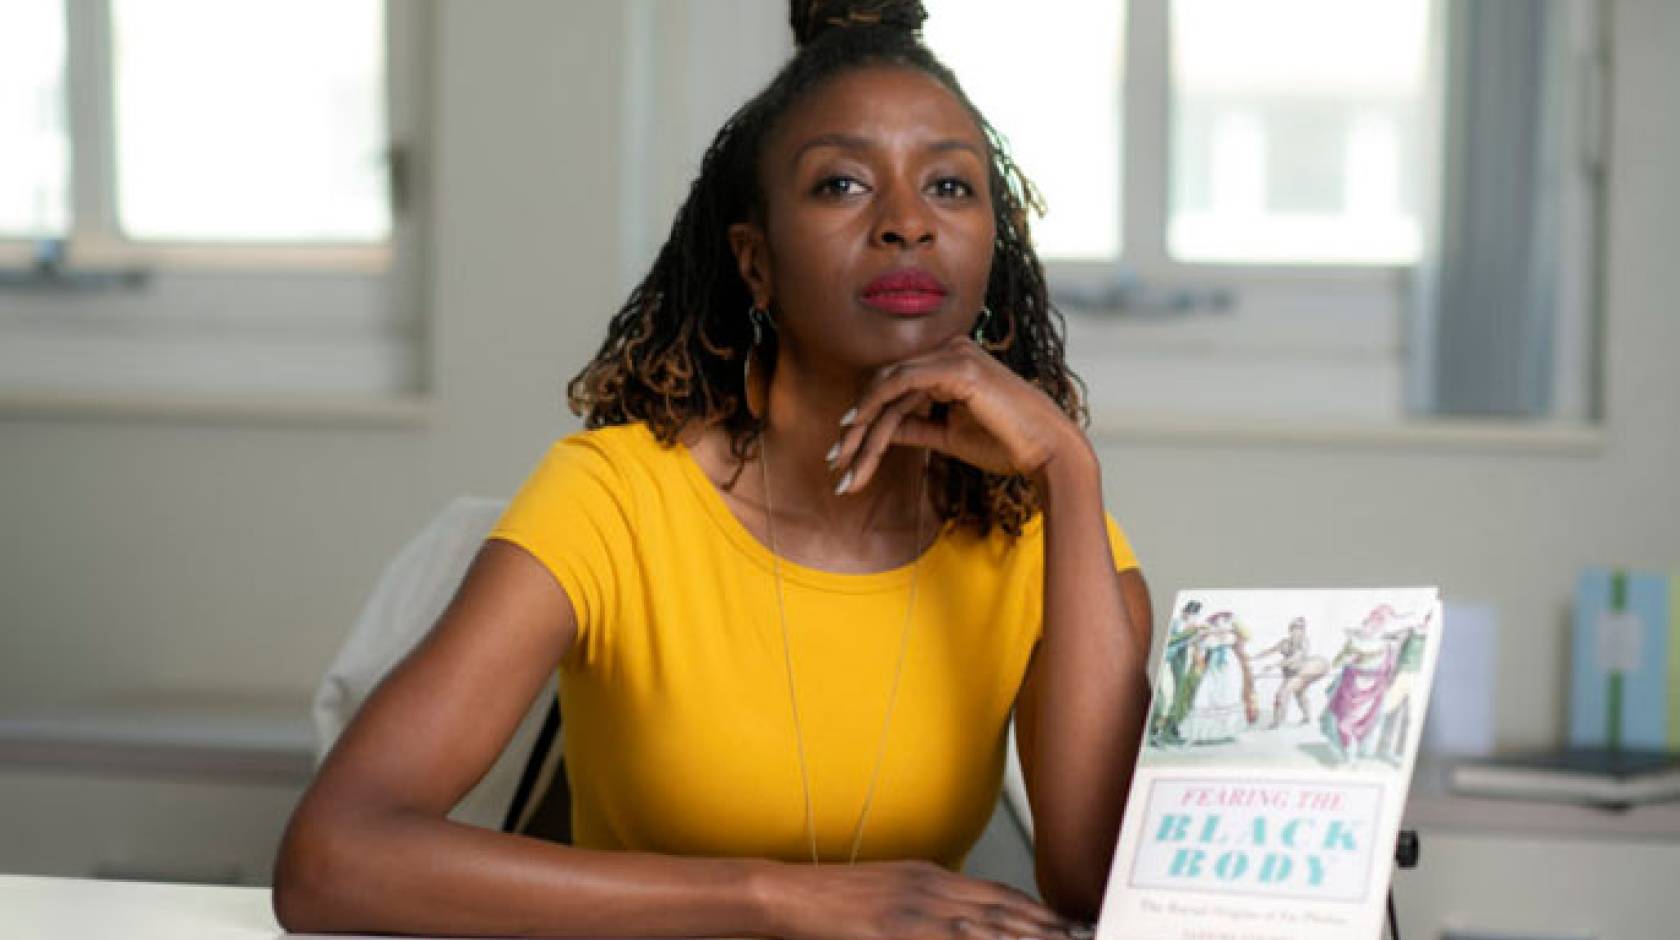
[825,442,840,464]
[835,470,853,495]
[839,407,857,426]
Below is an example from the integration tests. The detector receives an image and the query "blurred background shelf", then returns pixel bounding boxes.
[1396,755,1680,940]
[1405,756,1680,842]
[0,694,316,886]
[0,693,316,785]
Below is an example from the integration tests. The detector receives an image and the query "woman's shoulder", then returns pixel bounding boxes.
[553,419,660,454]
[541,420,680,474]
[506,422,686,518]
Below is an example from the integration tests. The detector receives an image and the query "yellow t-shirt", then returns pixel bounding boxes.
[488,421,1138,869]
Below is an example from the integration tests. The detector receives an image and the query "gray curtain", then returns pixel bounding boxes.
[1410,0,1572,418]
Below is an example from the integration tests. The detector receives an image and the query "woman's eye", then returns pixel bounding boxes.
[814,176,867,197]
[930,177,976,199]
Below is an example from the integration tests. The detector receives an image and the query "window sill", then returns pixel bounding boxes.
[1087,410,1605,456]
[0,388,434,428]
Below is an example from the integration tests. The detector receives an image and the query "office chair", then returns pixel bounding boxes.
[311,496,568,840]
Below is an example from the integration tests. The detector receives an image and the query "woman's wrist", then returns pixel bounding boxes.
[741,858,795,938]
[1032,426,1101,500]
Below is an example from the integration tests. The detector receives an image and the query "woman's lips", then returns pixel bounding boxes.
[861,268,948,317]
[863,290,946,315]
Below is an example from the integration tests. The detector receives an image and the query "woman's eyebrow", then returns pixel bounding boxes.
[792,132,873,165]
[790,133,985,169]
[926,138,985,161]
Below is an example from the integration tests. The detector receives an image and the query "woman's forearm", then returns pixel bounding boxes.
[1029,438,1153,919]
[272,806,774,938]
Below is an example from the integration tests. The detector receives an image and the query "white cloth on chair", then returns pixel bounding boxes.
[311,495,562,831]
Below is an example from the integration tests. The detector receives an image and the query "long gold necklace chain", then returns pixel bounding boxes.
[758,431,927,866]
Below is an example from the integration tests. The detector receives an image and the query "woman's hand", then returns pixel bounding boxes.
[755,858,1087,940]
[828,334,1084,494]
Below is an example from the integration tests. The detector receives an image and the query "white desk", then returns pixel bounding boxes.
[3,874,287,940]
[0,873,692,940]
[0,873,536,940]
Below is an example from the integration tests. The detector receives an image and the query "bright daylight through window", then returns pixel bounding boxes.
[923,0,1428,266]
[0,0,418,403]
[0,0,70,240]
[111,0,390,243]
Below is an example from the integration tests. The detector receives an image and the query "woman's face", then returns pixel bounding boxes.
[731,65,996,372]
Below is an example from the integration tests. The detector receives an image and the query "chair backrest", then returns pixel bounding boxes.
[312,496,567,836]
[1003,719,1032,842]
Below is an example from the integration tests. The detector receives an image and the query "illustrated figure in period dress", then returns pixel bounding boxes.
[1251,616,1330,728]
[1150,600,1205,746]
[1178,611,1251,744]
[1320,605,1406,761]
[1375,611,1433,760]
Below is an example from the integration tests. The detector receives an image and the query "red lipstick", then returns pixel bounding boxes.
[861,268,948,317]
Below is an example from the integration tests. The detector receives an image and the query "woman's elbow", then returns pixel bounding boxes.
[271,809,348,933]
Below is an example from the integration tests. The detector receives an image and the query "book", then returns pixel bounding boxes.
[1570,569,1680,752]
[1095,587,1442,940]
[1449,747,1680,806]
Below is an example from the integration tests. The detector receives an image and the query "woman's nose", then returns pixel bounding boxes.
[871,183,935,248]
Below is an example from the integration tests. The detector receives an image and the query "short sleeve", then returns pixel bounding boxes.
[487,433,637,662]
[1104,511,1140,572]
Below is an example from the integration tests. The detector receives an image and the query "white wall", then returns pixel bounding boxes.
[2,0,1677,757]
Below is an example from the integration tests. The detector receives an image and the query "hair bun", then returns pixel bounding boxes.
[790,0,928,49]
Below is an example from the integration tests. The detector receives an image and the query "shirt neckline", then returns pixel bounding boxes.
[656,424,945,595]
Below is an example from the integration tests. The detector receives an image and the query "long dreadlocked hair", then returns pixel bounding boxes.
[567,0,1087,537]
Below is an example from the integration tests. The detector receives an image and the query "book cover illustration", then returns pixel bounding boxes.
[1097,587,1442,940]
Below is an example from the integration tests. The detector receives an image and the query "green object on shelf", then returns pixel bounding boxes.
[1609,570,1626,752]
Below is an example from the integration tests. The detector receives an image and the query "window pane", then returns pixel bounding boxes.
[1169,0,1431,263]
[922,0,1123,261]
[111,0,390,243]
[0,0,70,239]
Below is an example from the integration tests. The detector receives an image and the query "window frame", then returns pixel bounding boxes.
[1041,0,1416,422]
[0,0,433,404]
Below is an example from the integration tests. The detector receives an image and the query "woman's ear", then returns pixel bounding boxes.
[727,221,772,310]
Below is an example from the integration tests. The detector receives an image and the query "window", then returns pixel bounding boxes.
[0,0,429,402]
[1164,0,1429,265]
[621,0,1603,429]
[110,0,391,244]
[921,0,1603,426]
[926,0,1124,261]
[0,0,72,239]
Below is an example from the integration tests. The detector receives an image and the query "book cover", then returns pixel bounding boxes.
[1569,569,1680,752]
[1096,587,1442,940]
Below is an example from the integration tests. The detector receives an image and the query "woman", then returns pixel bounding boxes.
[273,2,1152,937]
